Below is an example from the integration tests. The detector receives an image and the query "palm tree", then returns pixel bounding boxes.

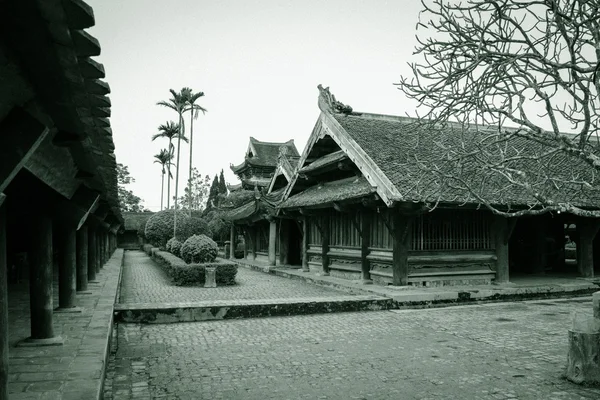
[151,121,187,209]
[157,89,188,236]
[153,149,174,211]
[183,88,207,216]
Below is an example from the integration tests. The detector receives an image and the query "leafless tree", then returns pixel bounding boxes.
[397,0,600,217]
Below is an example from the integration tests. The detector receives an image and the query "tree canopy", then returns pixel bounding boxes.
[117,163,147,212]
[397,0,600,217]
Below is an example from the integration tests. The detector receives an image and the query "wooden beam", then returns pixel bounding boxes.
[64,0,95,29]
[79,58,105,79]
[88,95,111,109]
[0,194,5,209]
[84,79,110,95]
[0,107,50,193]
[71,30,101,57]
[52,130,84,147]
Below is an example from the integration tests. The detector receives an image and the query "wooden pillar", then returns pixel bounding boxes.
[251,226,257,261]
[229,224,235,259]
[392,212,410,286]
[95,231,101,272]
[87,228,97,281]
[243,228,248,259]
[493,215,514,284]
[361,211,372,282]
[302,217,309,272]
[321,215,330,276]
[532,217,547,274]
[57,225,77,309]
[279,221,289,265]
[577,221,600,278]
[29,215,55,339]
[0,202,8,399]
[268,220,276,266]
[76,226,88,291]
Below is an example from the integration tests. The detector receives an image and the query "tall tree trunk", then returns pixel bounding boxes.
[174,113,183,237]
[160,170,165,211]
[188,107,194,217]
[167,138,172,209]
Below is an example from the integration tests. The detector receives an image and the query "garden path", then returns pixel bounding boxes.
[119,250,354,304]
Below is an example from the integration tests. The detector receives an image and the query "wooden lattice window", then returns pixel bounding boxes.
[412,209,492,251]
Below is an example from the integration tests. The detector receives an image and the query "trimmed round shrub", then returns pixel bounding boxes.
[180,234,218,264]
[185,217,211,237]
[207,216,231,242]
[165,237,183,258]
[144,210,192,248]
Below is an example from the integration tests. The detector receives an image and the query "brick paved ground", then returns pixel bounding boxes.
[104,297,600,400]
[119,250,352,304]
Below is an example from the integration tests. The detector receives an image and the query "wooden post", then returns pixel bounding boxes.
[29,215,55,339]
[577,221,600,278]
[493,215,514,284]
[532,217,547,274]
[96,231,101,272]
[0,202,8,399]
[361,211,372,282]
[302,217,309,272]
[76,226,88,291]
[321,215,330,276]
[243,228,249,259]
[279,221,289,265]
[251,226,257,261]
[229,224,235,259]
[392,212,410,286]
[57,225,77,309]
[88,228,97,281]
[268,220,276,266]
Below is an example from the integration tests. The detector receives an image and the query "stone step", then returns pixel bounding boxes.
[114,295,394,324]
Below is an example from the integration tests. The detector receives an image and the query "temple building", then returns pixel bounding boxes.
[224,137,300,265]
[248,85,600,287]
[0,0,121,397]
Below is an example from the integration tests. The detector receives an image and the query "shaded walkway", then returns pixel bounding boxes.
[8,249,123,400]
[119,250,353,304]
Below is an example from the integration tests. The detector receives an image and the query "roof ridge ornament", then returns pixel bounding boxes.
[317,84,353,114]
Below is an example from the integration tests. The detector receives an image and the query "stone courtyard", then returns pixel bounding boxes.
[104,298,600,400]
[99,250,600,400]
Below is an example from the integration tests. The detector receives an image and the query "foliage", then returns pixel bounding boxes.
[185,217,212,237]
[221,190,255,209]
[218,169,227,195]
[117,163,147,212]
[144,209,192,248]
[151,121,185,209]
[166,237,183,258]
[205,211,231,241]
[180,168,211,211]
[142,243,155,256]
[205,174,220,213]
[397,0,600,217]
[152,250,237,286]
[154,148,174,210]
[180,234,218,264]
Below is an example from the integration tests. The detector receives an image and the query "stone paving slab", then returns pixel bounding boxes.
[119,250,355,305]
[7,249,124,400]
[104,297,600,400]
[234,258,599,307]
[114,295,393,323]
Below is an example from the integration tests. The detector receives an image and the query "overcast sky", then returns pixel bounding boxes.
[86,0,423,211]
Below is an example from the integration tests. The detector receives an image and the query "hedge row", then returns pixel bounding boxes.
[152,250,237,286]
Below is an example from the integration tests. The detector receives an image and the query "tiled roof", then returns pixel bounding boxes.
[231,138,300,173]
[280,176,375,209]
[222,200,257,221]
[333,113,600,207]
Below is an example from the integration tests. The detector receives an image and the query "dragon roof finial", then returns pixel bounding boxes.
[317,84,353,114]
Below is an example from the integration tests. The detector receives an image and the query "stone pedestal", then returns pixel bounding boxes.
[565,291,600,384]
[204,267,217,288]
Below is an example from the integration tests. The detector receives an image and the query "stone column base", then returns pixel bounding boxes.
[16,336,64,347]
[54,306,83,313]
